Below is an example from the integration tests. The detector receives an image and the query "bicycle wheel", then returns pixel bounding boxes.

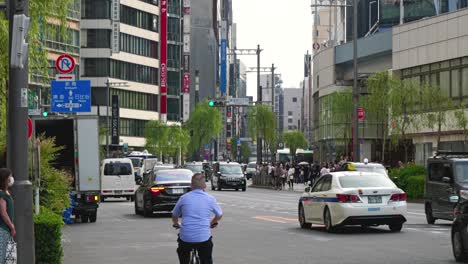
[190,249,200,264]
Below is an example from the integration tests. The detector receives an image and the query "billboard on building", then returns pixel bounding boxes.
[160,0,168,119]
[220,21,227,96]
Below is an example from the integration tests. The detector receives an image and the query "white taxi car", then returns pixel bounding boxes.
[298,171,407,232]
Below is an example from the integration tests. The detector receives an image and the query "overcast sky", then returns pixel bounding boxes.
[232,0,313,100]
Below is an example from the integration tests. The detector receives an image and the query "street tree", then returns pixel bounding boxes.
[388,79,423,161]
[240,142,251,163]
[186,101,222,156]
[455,103,468,149]
[363,72,397,163]
[247,104,276,159]
[0,0,72,163]
[421,85,454,149]
[166,125,190,160]
[328,88,353,157]
[282,130,308,161]
[144,120,169,159]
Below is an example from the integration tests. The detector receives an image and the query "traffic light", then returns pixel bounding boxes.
[42,111,48,117]
[208,100,225,107]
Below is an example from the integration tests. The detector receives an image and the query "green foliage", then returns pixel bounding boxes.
[34,207,64,264]
[37,137,71,215]
[388,79,423,147]
[282,130,308,160]
[240,142,251,162]
[390,164,427,192]
[186,101,222,153]
[455,103,468,145]
[144,121,190,160]
[421,85,453,146]
[144,120,169,156]
[0,0,72,157]
[405,175,425,199]
[247,104,276,154]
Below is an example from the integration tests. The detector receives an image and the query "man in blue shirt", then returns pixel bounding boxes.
[172,173,223,264]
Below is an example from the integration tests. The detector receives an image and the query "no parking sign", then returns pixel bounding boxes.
[55,54,76,74]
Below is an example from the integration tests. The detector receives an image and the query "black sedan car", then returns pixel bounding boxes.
[134,169,192,217]
[452,197,468,262]
[211,162,247,191]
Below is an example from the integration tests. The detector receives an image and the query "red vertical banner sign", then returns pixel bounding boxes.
[160,0,168,118]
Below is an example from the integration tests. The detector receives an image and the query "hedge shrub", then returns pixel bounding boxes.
[405,175,425,199]
[390,164,426,190]
[34,208,64,264]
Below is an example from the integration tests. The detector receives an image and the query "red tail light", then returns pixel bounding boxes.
[454,209,461,216]
[150,187,165,194]
[87,195,98,202]
[336,194,361,203]
[390,193,407,201]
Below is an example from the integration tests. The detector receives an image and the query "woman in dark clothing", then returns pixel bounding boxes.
[0,168,15,263]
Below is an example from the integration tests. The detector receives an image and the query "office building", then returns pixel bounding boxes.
[283,88,303,132]
[81,0,160,148]
[260,74,284,133]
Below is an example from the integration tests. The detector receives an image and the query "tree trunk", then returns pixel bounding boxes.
[437,114,442,150]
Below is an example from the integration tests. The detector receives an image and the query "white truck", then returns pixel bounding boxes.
[35,116,101,223]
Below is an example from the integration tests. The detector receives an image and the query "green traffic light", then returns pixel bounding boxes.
[42,112,48,117]
[208,101,214,107]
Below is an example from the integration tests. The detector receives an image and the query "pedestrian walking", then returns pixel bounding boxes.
[0,168,15,264]
[288,166,295,190]
[294,164,300,184]
[280,164,287,190]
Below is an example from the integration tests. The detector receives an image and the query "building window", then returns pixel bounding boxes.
[168,17,181,42]
[84,58,158,85]
[86,29,111,48]
[292,97,297,103]
[82,0,110,19]
[288,118,293,124]
[288,126,293,130]
[168,71,180,95]
[84,58,110,77]
[45,25,80,55]
[120,33,158,59]
[120,5,158,32]
[120,118,147,137]
[168,45,181,68]
[452,69,461,98]
[168,0,181,14]
[110,89,158,111]
[288,111,293,116]
[139,0,158,5]
[463,68,468,97]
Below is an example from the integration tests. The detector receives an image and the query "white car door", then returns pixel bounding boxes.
[314,175,333,224]
[306,177,325,222]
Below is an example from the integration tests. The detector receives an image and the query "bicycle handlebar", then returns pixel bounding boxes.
[172,223,218,229]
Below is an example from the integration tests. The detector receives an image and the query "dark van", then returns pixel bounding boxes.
[425,151,468,224]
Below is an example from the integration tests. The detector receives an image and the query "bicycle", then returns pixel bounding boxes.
[173,223,218,264]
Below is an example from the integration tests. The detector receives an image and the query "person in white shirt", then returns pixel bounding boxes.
[320,164,330,176]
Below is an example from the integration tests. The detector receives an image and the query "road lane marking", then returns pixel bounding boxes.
[253,216,298,224]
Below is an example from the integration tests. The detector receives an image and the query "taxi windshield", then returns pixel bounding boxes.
[339,175,396,188]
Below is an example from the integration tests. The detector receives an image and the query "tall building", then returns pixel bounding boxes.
[260,74,284,133]
[81,0,160,148]
[283,88,302,132]
[189,0,218,107]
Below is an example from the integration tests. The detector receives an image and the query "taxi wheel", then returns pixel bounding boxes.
[299,204,311,229]
[389,223,403,232]
[453,229,468,262]
[324,208,335,233]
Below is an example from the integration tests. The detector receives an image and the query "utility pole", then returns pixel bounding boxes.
[227,46,263,163]
[256,44,262,164]
[7,0,35,263]
[352,0,360,162]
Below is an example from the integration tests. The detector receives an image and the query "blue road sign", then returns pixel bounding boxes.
[237,138,241,145]
[51,80,91,113]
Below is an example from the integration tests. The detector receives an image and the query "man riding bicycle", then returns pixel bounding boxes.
[172,173,223,264]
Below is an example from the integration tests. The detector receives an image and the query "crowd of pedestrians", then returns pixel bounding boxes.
[257,156,353,191]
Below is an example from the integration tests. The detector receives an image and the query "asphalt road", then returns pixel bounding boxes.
[63,183,457,264]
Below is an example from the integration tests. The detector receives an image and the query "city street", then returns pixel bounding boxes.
[63,182,456,264]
